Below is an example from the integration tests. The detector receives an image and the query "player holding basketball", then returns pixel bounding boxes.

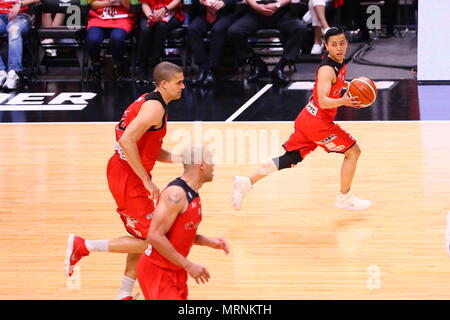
[64,62,185,300]
[137,145,230,300]
[232,27,371,211]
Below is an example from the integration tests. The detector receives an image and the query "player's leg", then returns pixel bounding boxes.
[115,253,143,300]
[315,123,371,210]
[232,128,315,211]
[335,143,371,210]
[340,142,361,194]
[65,161,152,282]
[64,234,148,275]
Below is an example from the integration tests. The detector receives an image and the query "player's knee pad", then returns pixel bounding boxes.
[273,151,302,170]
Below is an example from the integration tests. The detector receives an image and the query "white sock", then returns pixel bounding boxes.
[115,276,136,300]
[85,239,109,252]
[339,190,352,198]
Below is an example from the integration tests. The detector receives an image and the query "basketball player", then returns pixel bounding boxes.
[64,61,185,300]
[137,145,230,300]
[232,27,371,211]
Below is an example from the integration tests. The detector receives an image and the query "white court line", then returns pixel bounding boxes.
[225,84,273,122]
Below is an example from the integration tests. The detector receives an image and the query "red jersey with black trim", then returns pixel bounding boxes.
[113,91,168,173]
[300,55,347,122]
[145,177,202,271]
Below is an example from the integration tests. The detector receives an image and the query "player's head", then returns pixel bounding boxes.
[324,27,348,62]
[182,145,215,183]
[153,62,185,100]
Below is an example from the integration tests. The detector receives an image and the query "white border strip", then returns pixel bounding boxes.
[225,84,273,122]
[1,120,449,125]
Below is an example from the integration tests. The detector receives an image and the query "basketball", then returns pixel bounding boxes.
[348,77,378,107]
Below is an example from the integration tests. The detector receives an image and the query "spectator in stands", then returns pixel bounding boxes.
[86,0,136,80]
[41,2,66,57]
[341,0,370,42]
[303,0,331,55]
[187,0,240,86]
[384,0,399,38]
[227,0,307,84]
[136,0,184,85]
[0,0,40,89]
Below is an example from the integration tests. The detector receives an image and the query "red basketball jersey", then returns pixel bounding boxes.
[303,56,347,122]
[145,178,202,271]
[113,91,168,173]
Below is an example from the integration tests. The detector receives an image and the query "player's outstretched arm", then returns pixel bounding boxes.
[147,186,211,284]
[194,235,230,255]
[317,66,361,109]
[118,100,165,198]
[157,148,183,164]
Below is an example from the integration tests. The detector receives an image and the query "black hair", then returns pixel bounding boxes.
[324,27,345,43]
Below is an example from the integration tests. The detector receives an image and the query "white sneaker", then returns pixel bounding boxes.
[232,176,252,211]
[0,70,7,87]
[3,70,20,90]
[311,43,323,55]
[334,190,371,210]
[446,211,450,257]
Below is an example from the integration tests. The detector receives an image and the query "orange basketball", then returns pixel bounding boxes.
[348,77,378,107]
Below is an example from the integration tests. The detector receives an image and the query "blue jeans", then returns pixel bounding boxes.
[0,14,32,72]
[86,27,128,65]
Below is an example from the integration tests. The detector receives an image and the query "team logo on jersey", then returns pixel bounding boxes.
[306,102,318,116]
[332,88,341,96]
[145,244,152,256]
[329,145,346,152]
[185,221,200,230]
[317,134,337,145]
[114,143,127,161]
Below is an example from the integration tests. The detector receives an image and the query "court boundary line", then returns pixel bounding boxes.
[224,84,273,122]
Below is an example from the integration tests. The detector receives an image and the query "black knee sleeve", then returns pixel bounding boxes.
[273,151,302,170]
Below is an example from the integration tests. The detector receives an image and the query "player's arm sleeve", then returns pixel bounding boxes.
[117,101,165,182]
[316,66,344,109]
[147,187,191,269]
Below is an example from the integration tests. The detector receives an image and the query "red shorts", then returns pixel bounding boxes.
[137,255,188,300]
[283,112,356,159]
[106,154,154,239]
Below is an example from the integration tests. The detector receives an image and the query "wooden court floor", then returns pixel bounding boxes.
[0,121,449,299]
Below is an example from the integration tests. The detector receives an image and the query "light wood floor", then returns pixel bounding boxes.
[0,121,449,299]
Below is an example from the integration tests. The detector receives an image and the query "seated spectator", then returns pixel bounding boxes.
[136,0,184,85]
[86,0,136,80]
[0,0,40,89]
[303,0,331,55]
[41,1,66,57]
[227,0,307,84]
[187,0,240,86]
[341,0,370,42]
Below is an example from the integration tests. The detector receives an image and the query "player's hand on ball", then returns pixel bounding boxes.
[209,237,230,255]
[186,262,210,284]
[144,179,160,199]
[342,90,362,108]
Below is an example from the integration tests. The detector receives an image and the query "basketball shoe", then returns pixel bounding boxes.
[334,190,371,210]
[121,294,139,300]
[65,234,90,277]
[232,176,252,211]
